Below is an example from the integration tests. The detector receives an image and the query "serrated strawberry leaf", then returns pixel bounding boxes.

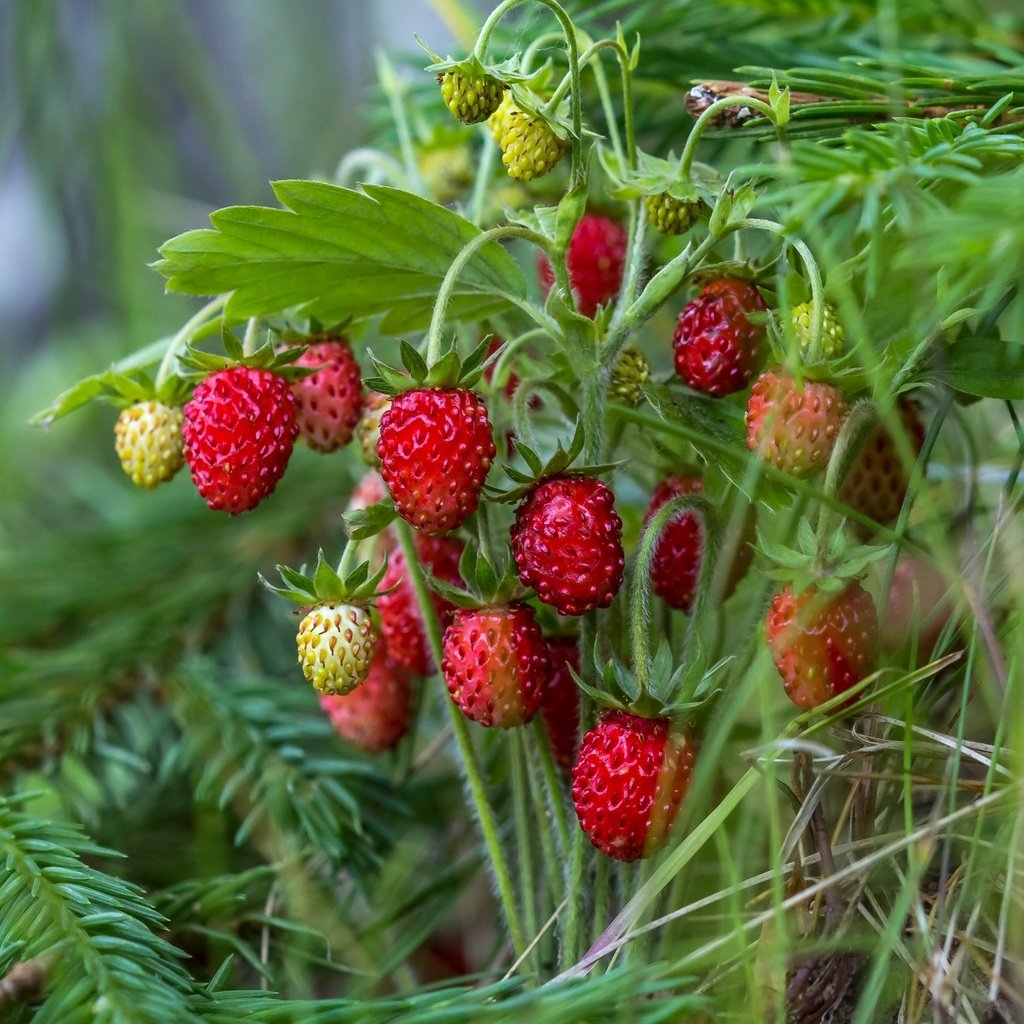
[155,182,527,331]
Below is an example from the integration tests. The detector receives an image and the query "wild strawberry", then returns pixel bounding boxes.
[540,636,581,770]
[377,388,495,535]
[746,369,849,478]
[571,711,696,861]
[879,557,952,661]
[291,338,363,453]
[496,109,565,181]
[320,649,411,753]
[765,581,878,711]
[674,279,767,396]
[608,344,650,407]
[792,299,845,359]
[296,603,377,696]
[114,400,185,489]
[378,535,463,675]
[645,192,701,235]
[839,400,925,536]
[183,367,299,514]
[487,91,516,143]
[439,68,504,125]
[511,475,625,616]
[355,392,390,468]
[538,214,627,318]
[442,603,550,728]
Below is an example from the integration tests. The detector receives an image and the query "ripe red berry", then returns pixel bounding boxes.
[378,534,463,675]
[644,475,755,613]
[673,279,767,396]
[571,711,696,862]
[880,557,952,662]
[765,581,878,711]
[442,603,551,728]
[378,388,495,535]
[183,367,298,514]
[540,636,581,770]
[511,475,625,616]
[746,368,849,478]
[320,650,411,753]
[537,214,627,318]
[291,338,363,452]
[839,400,925,536]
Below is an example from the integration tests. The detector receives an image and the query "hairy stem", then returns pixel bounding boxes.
[154,295,228,388]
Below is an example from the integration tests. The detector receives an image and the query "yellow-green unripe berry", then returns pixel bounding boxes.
[439,69,505,125]
[609,345,651,407]
[488,91,516,143]
[792,300,845,359]
[497,111,565,182]
[296,603,377,696]
[114,400,185,489]
[645,192,701,235]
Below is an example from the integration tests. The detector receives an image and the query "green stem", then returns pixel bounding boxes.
[468,131,498,226]
[376,51,422,194]
[678,96,775,178]
[154,295,228,388]
[242,317,260,357]
[532,717,572,856]
[510,729,539,962]
[425,225,556,364]
[394,520,527,959]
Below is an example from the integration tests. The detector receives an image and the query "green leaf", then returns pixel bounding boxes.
[343,499,397,540]
[155,182,527,332]
[938,335,1024,399]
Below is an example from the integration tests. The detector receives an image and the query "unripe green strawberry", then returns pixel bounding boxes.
[418,144,474,204]
[113,400,185,489]
[746,368,849,478]
[497,110,565,181]
[608,344,650,407]
[439,69,504,124]
[296,603,377,696]
[792,300,845,359]
[355,392,390,468]
[645,192,701,235]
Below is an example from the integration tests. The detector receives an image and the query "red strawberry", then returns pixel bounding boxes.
[746,368,849,478]
[644,476,755,613]
[320,650,411,753]
[378,388,495,535]
[838,400,925,536]
[378,534,463,675]
[291,338,363,452]
[511,475,625,616]
[765,581,878,711]
[347,470,387,514]
[537,214,627,318]
[571,711,696,861]
[673,279,766,396]
[183,367,298,514]
[540,636,581,770]
[442,603,550,728]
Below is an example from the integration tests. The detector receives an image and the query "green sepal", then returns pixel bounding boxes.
[708,175,759,237]
[599,147,720,204]
[342,498,398,541]
[178,333,317,381]
[423,542,520,609]
[365,337,493,396]
[261,539,391,607]
[418,45,534,88]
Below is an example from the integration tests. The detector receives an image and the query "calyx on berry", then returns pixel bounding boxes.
[571,636,731,723]
[363,337,496,397]
[260,539,391,609]
[425,544,521,611]
[180,325,316,382]
[490,419,617,504]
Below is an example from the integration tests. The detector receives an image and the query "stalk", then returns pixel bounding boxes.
[154,295,228,388]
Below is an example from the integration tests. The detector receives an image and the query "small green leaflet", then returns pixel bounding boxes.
[154,181,527,332]
[940,335,1024,400]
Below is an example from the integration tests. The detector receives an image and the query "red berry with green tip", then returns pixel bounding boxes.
[765,581,878,711]
[745,368,849,478]
[540,636,581,770]
[183,366,298,514]
[673,279,766,396]
[537,214,627,318]
[378,388,495,535]
[511,475,625,616]
[320,649,411,753]
[442,603,551,728]
[291,338,363,452]
[571,711,696,862]
[378,534,463,675]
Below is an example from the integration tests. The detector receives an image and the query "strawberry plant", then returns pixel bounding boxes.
[7,0,1024,1021]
